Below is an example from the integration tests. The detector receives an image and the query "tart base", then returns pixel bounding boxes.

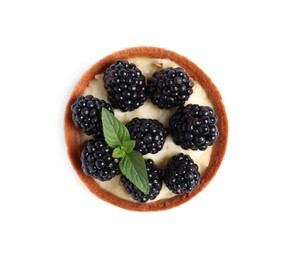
[64,46,228,211]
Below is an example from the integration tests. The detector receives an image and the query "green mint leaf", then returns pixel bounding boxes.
[112,147,125,158]
[122,140,136,153]
[121,146,128,152]
[101,108,130,148]
[119,151,149,194]
[101,109,148,193]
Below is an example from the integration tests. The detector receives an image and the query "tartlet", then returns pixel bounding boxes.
[64,46,228,211]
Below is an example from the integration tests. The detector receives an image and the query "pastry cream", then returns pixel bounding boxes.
[82,58,213,202]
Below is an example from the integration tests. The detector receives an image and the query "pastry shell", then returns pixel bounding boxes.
[64,46,228,211]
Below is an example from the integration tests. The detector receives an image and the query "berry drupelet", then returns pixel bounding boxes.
[169,104,219,151]
[146,67,194,109]
[103,60,146,111]
[71,95,114,139]
[121,159,162,203]
[164,153,200,194]
[126,118,167,155]
[81,139,120,181]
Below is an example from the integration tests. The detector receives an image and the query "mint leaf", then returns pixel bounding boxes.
[119,151,149,194]
[122,140,136,153]
[101,108,130,148]
[101,108,149,193]
[112,147,125,158]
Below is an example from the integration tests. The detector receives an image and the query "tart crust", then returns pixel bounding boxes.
[64,46,228,211]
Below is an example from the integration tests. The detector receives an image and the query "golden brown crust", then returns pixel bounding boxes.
[64,46,228,211]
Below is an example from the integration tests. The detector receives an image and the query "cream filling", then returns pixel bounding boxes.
[83,57,213,202]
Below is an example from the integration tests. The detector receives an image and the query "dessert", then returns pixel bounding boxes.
[64,46,228,211]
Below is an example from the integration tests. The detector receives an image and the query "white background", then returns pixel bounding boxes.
[1,0,291,259]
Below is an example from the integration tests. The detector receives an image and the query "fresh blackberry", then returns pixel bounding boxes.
[146,67,194,109]
[71,95,114,139]
[103,60,146,111]
[169,104,219,151]
[126,118,167,155]
[121,159,162,203]
[81,139,120,181]
[164,153,200,195]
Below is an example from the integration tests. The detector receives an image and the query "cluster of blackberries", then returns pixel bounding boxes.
[70,59,219,202]
[103,60,194,110]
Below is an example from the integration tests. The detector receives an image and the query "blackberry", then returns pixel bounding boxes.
[164,153,200,194]
[146,67,194,109]
[121,159,162,203]
[103,60,146,111]
[126,118,167,155]
[71,95,114,139]
[81,139,120,181]
[169,104,219,151]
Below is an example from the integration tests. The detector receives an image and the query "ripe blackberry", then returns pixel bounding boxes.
[121,159,162,203]
[103,60,146,111]
[126,118,167,155]
[164,153,200,194]
[169,104,219,151]
[71,95,114,139]
[146,67,194,109]
[81,139,120,181]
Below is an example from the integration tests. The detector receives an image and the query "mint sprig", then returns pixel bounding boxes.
[101,108,149,194]
[112,147,126,158]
